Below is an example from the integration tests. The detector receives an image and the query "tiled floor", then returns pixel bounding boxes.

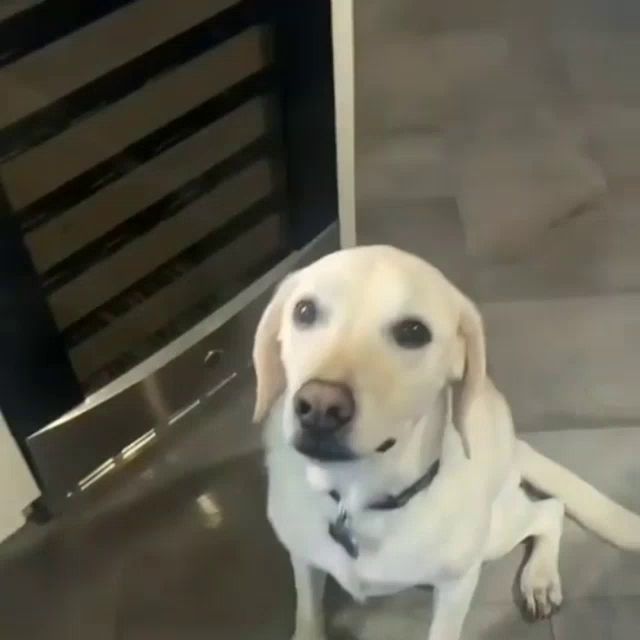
[1,371,639,639]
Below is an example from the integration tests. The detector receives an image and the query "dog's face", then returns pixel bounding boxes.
[253,246,486,461]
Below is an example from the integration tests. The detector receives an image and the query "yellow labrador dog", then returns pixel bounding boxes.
[253,245,640,640]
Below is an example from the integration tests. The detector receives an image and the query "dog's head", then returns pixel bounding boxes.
[252,246,486,461]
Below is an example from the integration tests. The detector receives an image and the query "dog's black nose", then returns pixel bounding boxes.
[294,380,355,434]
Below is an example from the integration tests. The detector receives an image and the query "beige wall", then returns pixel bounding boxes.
[0,414,39,543]
[331,0,357,248]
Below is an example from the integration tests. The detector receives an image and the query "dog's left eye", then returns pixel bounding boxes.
[293,298,318,327]
[391,318,432,349]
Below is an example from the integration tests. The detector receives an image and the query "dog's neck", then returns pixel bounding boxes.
[304,389,449,512]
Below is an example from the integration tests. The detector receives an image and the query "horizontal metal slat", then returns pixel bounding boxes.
[25,96,271,276]
[0,0,257,161]
[70,213,283,380]
[0,2,40,24]
[63,192,282,347]
[2,26,269,210]
[18,70,273,233]
[42,137,272,293]
[0,0,136,68]
[0,0,238,128]
[49,158,277,328]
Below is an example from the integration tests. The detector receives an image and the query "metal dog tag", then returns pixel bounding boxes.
[329,506,359,559]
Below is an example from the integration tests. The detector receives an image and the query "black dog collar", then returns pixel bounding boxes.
[328,458,441,558]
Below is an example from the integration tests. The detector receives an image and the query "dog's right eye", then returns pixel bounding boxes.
[391,317,432,349]
[293,298,318,327]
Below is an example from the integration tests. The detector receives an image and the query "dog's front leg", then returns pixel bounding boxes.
[291,555,327,640]
[428,564,481,640]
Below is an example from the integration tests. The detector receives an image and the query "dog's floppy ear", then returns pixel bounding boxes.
[450,289,487,458]
[252,274,297,423]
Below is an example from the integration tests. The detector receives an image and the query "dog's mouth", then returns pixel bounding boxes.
[294,432,357,462]
[376,438,397,453]
[293,433,397,462]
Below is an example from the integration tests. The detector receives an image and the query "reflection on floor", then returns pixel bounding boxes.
[1,373,639,639]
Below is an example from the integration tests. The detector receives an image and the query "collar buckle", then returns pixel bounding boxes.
[328,504,359,559]
[327,458,440,559]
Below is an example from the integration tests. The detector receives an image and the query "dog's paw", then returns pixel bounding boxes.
[520,559,563,620]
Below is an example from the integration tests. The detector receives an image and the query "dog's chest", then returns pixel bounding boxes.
[268,472,470,599]
[321,510,411,598]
